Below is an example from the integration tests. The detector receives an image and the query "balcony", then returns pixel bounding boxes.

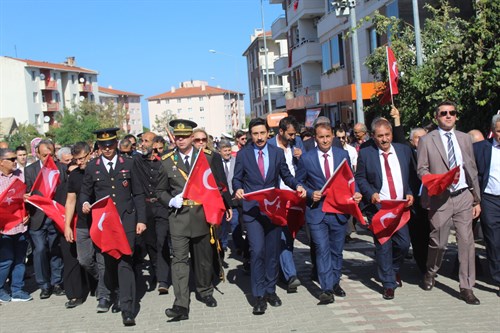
[317,11,345,38]
[41,102,60,112]
[271,16,287,40]
[79,83,93,92]
[274,56,290,76]
[290,39,321,66]
[39,80,58,90]
[287,0,324,27]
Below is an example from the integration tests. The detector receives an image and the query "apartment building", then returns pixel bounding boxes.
[147,80,245,138]
[98,86,143,136]
[242,29,290,119]
[0,56,98,133]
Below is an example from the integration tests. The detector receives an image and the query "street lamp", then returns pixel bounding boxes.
[260,0,273,114]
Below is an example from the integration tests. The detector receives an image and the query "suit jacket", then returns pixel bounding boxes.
[417,129,480,210]
[296,146,351,224]
[304,137,343,152]
[79,154,146,234]
[355,142,413,215]
[232,143,300,223]
[473,138,495,194]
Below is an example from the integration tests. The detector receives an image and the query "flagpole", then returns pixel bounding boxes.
[386,46,394,106]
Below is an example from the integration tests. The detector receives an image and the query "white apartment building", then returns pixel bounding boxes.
[0,56,98,133]
[242,29,290,119]
[98,86,143,136]
[147,80,245,138]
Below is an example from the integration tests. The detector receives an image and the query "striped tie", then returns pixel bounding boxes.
[445,133,457,190]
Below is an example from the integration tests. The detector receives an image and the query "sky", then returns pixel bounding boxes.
[0,0,284,128]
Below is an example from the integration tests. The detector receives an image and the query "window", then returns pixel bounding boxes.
[177,98,181,103]
[165,99,169,104]
[31,71,36,81]
[71,75,76,84]
[156,100,160,104]
[200,107,204,112]
[73,94,77,104]
[322,42,331,72]
[33,92,38,103]
[199,96,203,101]
[177,108,182,114]
[187,97,191,102]
[368,27,380,54]
[188,107,192,112]
[90,94,94,102]
[35,114,40,125]
[55,92,60,102]
[292,67,302,90]
[330,34,345,67]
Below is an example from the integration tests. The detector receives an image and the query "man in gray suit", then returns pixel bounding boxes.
[417,100,481,305]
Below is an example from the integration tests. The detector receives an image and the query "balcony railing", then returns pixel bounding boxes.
[79,83,93,92]
[41,102,60,112]
[287,0,324,27]
[271,15,287,40]
[290,39,321,66]
[274,56,290,76]
[39,80,58,90]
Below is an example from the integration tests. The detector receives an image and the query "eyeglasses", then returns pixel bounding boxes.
[337,136,346,140]
[438,110,457,117]
[74,152,90,162]
[194,138,207,143]
[1,157,17,162]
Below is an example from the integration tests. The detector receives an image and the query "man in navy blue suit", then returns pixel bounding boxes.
[233,118,306,315]
[473,114,500,297]
[296,123,362,304]
[355,117,414,300]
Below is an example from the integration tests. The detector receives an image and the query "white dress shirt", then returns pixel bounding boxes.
[317,148,334,180]
[485,139,500,195]
[438,128,467,191]
[101,154,118,173]
[378,145,404,200]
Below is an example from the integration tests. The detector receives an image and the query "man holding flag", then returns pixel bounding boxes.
[156,119,231,321]
[355,117,414,300]
[296,122,362,305]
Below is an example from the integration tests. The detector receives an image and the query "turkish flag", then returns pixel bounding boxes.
[25,194,72,233]
[31,155,60,198]
[422,166,460,196]
[0,178,27,232]
[287,200,306,238]
[322,159,365,224]
[379,82,392,105]
[90,196,132,259]
[293,0,299,11]
[387,46,399,95]
[370,200,410,245]
[184,151,226,225]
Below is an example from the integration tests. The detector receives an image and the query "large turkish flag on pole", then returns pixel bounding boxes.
[370,200,410,245]
[386,46,399,96]
[0,178,27,232]
[322,159,365,224]
[90,196,132,259]
[183,150,226,225]
[31,155,60,198]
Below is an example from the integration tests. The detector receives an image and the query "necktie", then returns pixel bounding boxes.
[223,159,230,178]
[107,161,114,174]
[258,150,265,180]
[445,132,457,190]
[323,153,331,180]
[184,155,190,172]
[382,152,397,199]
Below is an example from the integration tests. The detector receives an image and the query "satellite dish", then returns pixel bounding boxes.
[39,73,45,80]
[79,95,85,101]
[43,116,50,123]
[79,77,85,83]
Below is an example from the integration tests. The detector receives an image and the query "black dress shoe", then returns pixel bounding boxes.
[421,273,435,291]
[265,293,282,307]
[318,291,334,305]
[497,287,500,297]
[53,284,66,296]
[112,301,121,313]
[122,312,136,326]
[65,298,83,309]
[396,273,402,288]
[252,297,267,315]
[333,284,346,297]
[158,283,169,295]
[287,276,301,293]
[96,299,111,313]
[165,305,189,320]
[201,295,217,307]
[40,288,52,299]
[383,288,395,300]
[459,288,480,305]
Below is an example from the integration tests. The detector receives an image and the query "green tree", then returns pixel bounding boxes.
[152,109,176,137]
[6,123,40,151]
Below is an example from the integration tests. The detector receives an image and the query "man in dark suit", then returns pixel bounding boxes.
[156,120,231,321]
[24,139,65,300]
[473,114,500,297]
[80,128,147,326]
[233,117,306,315]
[355,117,414,300]
[417,100,481,305]
[296,123,362,304]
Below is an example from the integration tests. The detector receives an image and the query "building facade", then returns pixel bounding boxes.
[98,86,143,136]
[147,80,245,138]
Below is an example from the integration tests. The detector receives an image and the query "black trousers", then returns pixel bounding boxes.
[60,237,89,300]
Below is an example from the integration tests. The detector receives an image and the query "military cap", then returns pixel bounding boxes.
[169,119,197,136]
[93,127,120,146]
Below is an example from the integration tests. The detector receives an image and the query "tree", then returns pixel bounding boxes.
[6,123,40,151]
[364,0,500,134]
[151,109,176,137]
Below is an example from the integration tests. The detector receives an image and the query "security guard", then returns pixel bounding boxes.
[80,128,147,327]
[156,119,230,321]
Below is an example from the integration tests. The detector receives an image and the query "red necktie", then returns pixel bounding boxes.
[382,152,397,199]
[323,153,331,180]
[258,150,265,180]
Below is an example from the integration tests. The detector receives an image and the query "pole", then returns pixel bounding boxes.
[260,0,273,114]
[385,46,394,105]
[350,3,364,123]
[412,0,423,66]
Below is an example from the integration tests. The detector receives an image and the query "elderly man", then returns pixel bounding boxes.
[352,123,369,152]
[57,147,73,165]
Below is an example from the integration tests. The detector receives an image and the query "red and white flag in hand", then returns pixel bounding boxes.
[183,150,226,225]
[422,165,460,196]
[286,198,306,238]
[322,159,365,224]
[0,178,27,232]
[370,200,410,245]
[31,155,60,198]
[90,196,132,259]
[25,194,72,233]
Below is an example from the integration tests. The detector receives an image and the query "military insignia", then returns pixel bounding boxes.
[172,165,177,171]
[122,180,129,187]
[95,170,100,174]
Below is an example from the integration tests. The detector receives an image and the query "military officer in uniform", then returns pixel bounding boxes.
[80,128,147,326]
[156,119,231,321]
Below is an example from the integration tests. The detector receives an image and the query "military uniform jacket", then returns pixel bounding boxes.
[156,147,230,238]
[79,155,146,234]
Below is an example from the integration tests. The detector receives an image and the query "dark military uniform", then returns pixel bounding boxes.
[79,128,146,324]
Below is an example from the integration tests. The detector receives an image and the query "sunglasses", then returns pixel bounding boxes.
[2,157,17,162]
[194,138,207,143]
[438,110,458,117]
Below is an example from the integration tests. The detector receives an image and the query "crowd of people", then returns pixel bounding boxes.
[0,99,499,327]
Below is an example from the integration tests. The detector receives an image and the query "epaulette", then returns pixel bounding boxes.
[203,148,213,155]
[162,151,175,160]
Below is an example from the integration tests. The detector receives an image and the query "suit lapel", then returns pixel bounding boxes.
[312,148,325,181]
[431,131,449,168]
[265,145,275,182]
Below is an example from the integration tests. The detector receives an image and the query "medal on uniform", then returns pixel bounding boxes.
[172,165,177,171]
[122,180,129,187]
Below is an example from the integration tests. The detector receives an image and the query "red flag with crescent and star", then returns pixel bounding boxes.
[31,155,60,198]
[379,46,399,105]
[25,194,77,234]
[183,150,226,225]
[422,165,460,196]
[0,178,27,232]
[89,196,131,259]
[370,200,410,245]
